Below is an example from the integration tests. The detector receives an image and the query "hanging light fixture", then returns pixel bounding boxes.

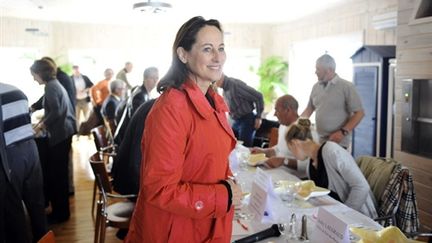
[133,0,172,13]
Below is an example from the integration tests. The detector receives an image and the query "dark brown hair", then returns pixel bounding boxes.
[41,56,58,69]
[30,59,57,82]
[157,16,223,93]
[285,118,313,143]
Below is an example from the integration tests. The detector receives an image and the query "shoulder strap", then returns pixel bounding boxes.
[114,96,133,139]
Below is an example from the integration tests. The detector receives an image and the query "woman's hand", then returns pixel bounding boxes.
[250,147,265,154]
[33,122,45,135]
[265,157,284,168]
[226,179,243,209]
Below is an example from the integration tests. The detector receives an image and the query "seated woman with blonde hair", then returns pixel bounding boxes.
[285,118,377,218]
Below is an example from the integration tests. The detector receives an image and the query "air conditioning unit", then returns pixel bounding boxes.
[372,11,397,30]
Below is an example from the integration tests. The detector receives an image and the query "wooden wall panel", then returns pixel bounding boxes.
[410,168,432,187]
[396,61,432,77]
[417,197,432,216]
[397,47,432,62]
[398,9,414,25]
[395,151,432,174]
[0,17,269,61]
[398,32,432,49]
[418,210,432,231]
[268,0,397,59]
[413,182,432,206]
[398,0,416,11]
[394,2,432,221]
[398,24,432,37]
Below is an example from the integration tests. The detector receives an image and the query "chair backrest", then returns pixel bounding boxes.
[95,174,109,213]
[357,156,420,234]
[37,230,55,243]
[91,125,110,151]
[102,117,116,140]
[355,156,400,203]
[269,127,279,147]
[90,152,113,194]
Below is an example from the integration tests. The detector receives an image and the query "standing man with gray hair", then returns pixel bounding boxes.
[116,62,133,90]
[301,54,364,148]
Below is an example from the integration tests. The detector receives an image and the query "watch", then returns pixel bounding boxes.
[340,128,349,136]
[283,157,289,166]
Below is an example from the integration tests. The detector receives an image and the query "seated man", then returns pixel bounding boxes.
[251,95,316,177]
[111,99,156,195]
[101,79,126,134]
[114,67,159,145]
[131,67,159,114]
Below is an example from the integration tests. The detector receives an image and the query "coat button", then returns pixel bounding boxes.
[195,201,204,210]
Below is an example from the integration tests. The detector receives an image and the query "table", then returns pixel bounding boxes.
[231,166,382,243]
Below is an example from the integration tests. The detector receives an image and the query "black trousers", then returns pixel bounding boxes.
[3,139,48,242]
[232,113,256,147]
[0,162,6,243]
[45,137,72,221]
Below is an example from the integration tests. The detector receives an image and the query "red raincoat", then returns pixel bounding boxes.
[126,80,236,243]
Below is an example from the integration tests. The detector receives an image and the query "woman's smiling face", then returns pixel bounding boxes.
[182,25,226,84]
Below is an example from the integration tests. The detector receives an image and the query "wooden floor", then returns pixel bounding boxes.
[49,136,122,243]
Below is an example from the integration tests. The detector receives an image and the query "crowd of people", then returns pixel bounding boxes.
[0,15,379,243]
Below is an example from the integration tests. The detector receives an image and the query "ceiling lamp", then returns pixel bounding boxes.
[133,0,172,13]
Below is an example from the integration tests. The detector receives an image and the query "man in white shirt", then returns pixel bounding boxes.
[71,65,93,127]
[251,95,309,175]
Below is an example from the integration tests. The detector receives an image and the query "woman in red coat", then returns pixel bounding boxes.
[125,16,243,243]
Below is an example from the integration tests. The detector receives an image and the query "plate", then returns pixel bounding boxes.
[297,186,330,200]
[247,153,267,166]
[274,180,330,201]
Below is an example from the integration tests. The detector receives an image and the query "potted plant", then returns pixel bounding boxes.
[256,56,289,108]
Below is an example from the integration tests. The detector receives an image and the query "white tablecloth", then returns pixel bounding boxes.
[231,166,382,243]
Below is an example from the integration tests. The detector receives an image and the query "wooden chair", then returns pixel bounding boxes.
[90,126,117,216]
[90,153,136,243]
[356,156,423,237]
[37,230,55,243]
[268,127,279,147]
[91,125,116,155]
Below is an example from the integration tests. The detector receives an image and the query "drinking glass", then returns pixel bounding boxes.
[234,204,255,220]
[280,183,300,207]
[237,151,250,171]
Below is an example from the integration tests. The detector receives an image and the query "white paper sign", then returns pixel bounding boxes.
[312,207,350,243]
[248,168,275,222]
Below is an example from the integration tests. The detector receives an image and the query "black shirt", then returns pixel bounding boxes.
[309,142,342,202]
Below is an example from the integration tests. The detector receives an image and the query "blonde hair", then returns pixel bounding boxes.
[285,118,313,143]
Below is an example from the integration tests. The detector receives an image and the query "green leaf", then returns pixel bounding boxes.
[257,56,289,105]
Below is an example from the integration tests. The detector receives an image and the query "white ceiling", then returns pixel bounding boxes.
[0,0,344,25]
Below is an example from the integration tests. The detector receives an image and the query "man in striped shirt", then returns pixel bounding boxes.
[216,75,264,147]
[0,82,47,242]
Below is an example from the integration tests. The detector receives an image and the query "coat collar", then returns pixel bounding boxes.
[182,79,229,119]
